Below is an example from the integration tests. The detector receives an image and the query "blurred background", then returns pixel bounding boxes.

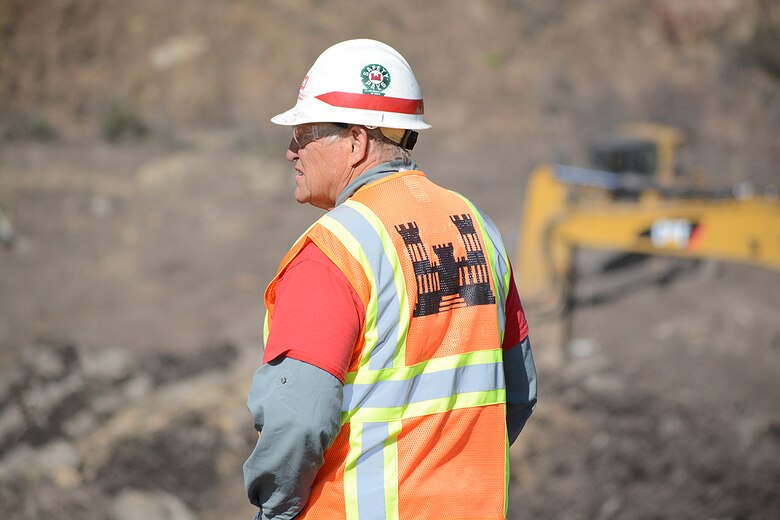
[1,1,779,519]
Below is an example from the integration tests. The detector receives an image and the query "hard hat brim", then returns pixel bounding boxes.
[271,99,432,130]
[270,107,304,127]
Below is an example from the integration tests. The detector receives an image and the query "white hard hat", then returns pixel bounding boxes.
[271,39,431,131]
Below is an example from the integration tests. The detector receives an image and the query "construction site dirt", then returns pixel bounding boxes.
[1,1,779,519]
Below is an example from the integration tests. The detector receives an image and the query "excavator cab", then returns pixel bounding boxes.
[589,138,659,200]
[589,123,689,197]
[591,138,657,178]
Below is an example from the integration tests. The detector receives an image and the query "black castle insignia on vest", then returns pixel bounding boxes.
[395,214,496,317]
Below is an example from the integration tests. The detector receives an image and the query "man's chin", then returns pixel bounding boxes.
[294,190,309,205]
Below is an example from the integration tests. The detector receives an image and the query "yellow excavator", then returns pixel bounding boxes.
[516,123,780,318]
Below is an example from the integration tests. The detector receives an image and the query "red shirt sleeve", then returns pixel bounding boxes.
[502,267,529,350]
[262,241,364,383]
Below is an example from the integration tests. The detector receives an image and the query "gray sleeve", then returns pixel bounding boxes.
[243,356,343,520]
[504,335,537,445]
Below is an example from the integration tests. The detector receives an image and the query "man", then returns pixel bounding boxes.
[244,39,537,520]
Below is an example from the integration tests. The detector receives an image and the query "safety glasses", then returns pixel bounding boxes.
[292,123,348,148]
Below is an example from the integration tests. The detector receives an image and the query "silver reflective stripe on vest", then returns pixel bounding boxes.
[460,199,511,335]
[356,421,389,520]
[329,203,403,370]
[343,362,505,412]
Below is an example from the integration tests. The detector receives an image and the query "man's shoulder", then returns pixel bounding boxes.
[288,239,333,268]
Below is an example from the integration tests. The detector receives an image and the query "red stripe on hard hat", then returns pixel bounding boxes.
[315,92,424,115]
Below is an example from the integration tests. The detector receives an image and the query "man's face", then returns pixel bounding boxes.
[285,124,350,210]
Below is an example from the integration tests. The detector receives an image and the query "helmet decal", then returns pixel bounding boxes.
[361,64,390,95]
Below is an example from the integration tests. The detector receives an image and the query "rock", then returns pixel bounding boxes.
[110,489,196,520]
[81,347,133,382]
[91,390,125,417]
[24,343,69,380]
[122,374,153,400]
[597,495,622,519]
[89,194,113,218]
[569,337,597,358]
[591,431,610,451]
[0,203,14,246]
[53,465,82,488]
[63,409,98,439]
[583,373,625,396]
[0,439,80,487]
[36,439,81,485]
[659,415,685,439]
[149,34,209,71]
[21,372,85,426]
[0,444,38,482]
[0,403,25,443]
[0,366,22,404]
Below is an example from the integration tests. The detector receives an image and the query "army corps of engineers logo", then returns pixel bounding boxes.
[361,64,390,95]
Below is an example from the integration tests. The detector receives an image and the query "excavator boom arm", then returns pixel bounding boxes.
[516,165,780,314]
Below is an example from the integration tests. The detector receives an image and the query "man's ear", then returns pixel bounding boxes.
[348,126,370,167]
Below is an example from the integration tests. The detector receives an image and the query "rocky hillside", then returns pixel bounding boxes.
[2,0,779,181]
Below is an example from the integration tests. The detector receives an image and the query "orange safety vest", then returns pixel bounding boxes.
[264,170,513,520]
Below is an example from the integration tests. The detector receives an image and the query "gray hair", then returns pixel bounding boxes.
[327,124,411,163]
[364,127,412,163]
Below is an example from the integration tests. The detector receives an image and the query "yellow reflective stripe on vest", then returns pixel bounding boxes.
[453,195,512,518]
[345,387,505,423]
[343,421,360,520]
[343,349,505,426]
[320,201,410,371]
[457,194,512,343]
[383,420,401,520]
[262,310,270,347]
[343,200,410,369]
[344,356,504,411]
[345,347,502,384]
[345,420,402,520]
[318,213,382,365]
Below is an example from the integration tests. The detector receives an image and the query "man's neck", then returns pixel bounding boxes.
[334,157,419,208]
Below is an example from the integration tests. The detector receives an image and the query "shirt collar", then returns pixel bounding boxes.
[335,158,419,207]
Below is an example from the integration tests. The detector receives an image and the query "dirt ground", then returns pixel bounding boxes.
[1,1,780,519]
[1,131,779,520]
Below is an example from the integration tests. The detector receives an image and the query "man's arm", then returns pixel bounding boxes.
[243,356,342,519]
[502,268,537,444]
[244,242,363,518]
[503,335,537,444]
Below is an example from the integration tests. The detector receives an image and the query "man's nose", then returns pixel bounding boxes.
[286,139,299,162]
